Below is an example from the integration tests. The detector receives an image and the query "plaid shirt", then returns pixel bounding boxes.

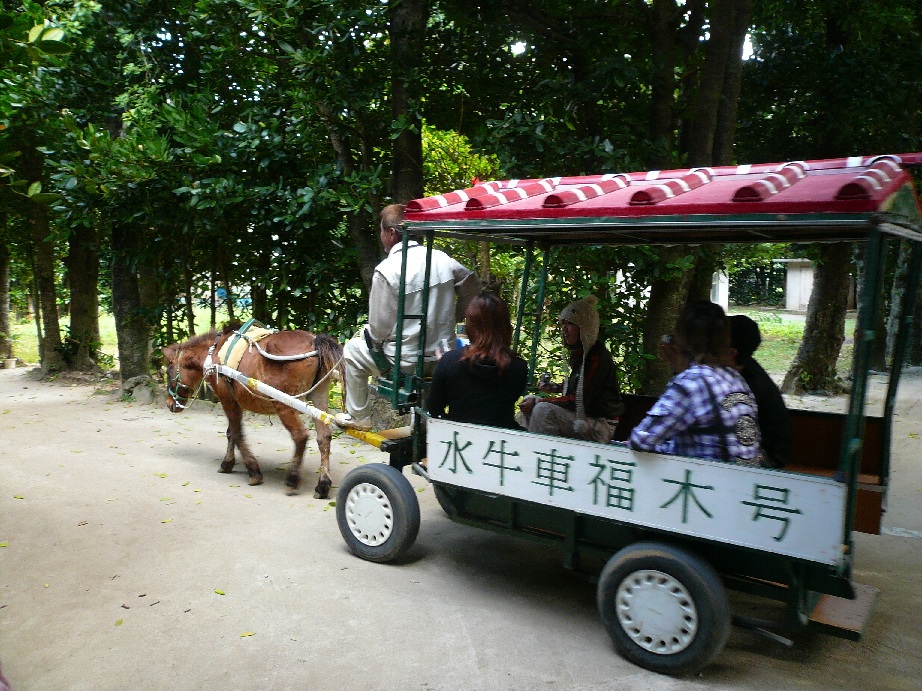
[629,364,761,464]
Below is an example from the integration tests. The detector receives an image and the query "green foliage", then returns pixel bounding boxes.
[740,0,922,160]
[422,125,501,193]
[4,0,920,386]
[723,244,789,306]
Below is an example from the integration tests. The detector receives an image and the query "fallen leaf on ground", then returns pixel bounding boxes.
[115,619,123,626]
[161,519,172,523]
[13,495,23,499]
[214,589,225,595]
[240,632,255,637]
[0,542,8,547]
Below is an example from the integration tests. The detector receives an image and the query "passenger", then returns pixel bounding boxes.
[427,292,528,429]
[334,204,479,431]
[628,301,761,465]
[519,295,625,443]
[730,315,792,468]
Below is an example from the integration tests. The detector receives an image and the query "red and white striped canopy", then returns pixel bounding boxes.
[404,154,922,245]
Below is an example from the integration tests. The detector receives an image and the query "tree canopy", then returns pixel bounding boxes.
[2,0,920,390]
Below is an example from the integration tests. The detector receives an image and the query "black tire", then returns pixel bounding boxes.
[597,542,731,676]
[336,464,420,563]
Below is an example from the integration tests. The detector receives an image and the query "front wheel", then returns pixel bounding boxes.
[597,542,730,676]
[336,464,420,563]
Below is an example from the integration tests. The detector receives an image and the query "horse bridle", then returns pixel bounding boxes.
[166,348,196,410]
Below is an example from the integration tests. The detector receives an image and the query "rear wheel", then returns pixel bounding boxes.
[597,542,730,676]
[336,464,420,563]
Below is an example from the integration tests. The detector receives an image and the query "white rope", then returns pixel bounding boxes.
[231,353,344,403]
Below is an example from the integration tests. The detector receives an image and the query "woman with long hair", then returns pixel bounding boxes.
[427,292,528,429]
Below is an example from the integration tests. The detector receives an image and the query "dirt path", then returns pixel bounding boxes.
[1,367,920,690]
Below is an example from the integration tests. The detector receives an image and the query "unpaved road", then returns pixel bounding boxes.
[1,366,921,690]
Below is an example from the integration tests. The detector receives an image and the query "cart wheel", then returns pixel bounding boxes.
[336,464,420,563]
[597,542,730,676]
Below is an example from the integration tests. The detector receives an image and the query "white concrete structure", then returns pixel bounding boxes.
[775,258,815,311]
[711,271,729,311]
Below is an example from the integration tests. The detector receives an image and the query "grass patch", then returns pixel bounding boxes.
[9,307,232,366]
[11,305,855,384]
[731,308,856,379]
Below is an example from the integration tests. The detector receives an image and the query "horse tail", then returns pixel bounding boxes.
[312,334,346,393]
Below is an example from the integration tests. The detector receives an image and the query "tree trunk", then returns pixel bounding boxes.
[0,237,11,360]
[66,223,101,371]
[884,240,911,367]
[250,248,271,324]
[712,0,752,164]
[183,265,195,337]
[19,136,63,372]
[782,243,852,394]
[209,270,217,330]
[640,247,694,395]
[686,0,737,166]
[349,207,380,293]
[646,0,679,167]
[29,201,64,373]
[388,0,428,203]
[867,241,895,371]
[29,258,43,357]
[111,224,151,381]
[687,247,719,304]
[316,101,381,292]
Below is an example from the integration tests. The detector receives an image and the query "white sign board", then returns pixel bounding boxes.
[427,418,847,566]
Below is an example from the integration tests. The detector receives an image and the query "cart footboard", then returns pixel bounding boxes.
[808,582,880,641]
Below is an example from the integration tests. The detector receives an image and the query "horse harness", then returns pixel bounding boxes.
[166,346,206,410]
[198,320,327,404]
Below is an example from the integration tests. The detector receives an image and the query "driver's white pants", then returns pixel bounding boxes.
[342,336,434,420]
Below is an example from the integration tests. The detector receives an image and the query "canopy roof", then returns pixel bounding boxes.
[403,154,922,245]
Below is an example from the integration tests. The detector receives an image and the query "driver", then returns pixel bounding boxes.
[334,204,479,431]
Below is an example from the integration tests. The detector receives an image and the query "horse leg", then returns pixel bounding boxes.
[219,427,236,473]
[276,405,309,495]
[312,387,333,499]
[219,396,263,486]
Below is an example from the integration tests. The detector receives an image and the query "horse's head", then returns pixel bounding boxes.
[162,343,203,413]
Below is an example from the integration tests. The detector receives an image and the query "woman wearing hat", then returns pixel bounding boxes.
[519,295,625,442]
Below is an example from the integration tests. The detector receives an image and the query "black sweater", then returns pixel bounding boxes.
[427,347,529,429]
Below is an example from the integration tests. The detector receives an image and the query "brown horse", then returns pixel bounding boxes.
[162,325,343,498]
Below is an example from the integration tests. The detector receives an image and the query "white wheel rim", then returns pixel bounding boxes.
[616,569,698,655]
[345,482,394,546]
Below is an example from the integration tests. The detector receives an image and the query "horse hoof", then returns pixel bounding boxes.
[248,476,263,486]
[285,486,300,496]
[219,463,234,473]
[285,474,301,491]
[314,478,332,500]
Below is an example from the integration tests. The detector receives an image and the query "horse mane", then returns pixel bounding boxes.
[181,330,223,349]
[312,333,345,385]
